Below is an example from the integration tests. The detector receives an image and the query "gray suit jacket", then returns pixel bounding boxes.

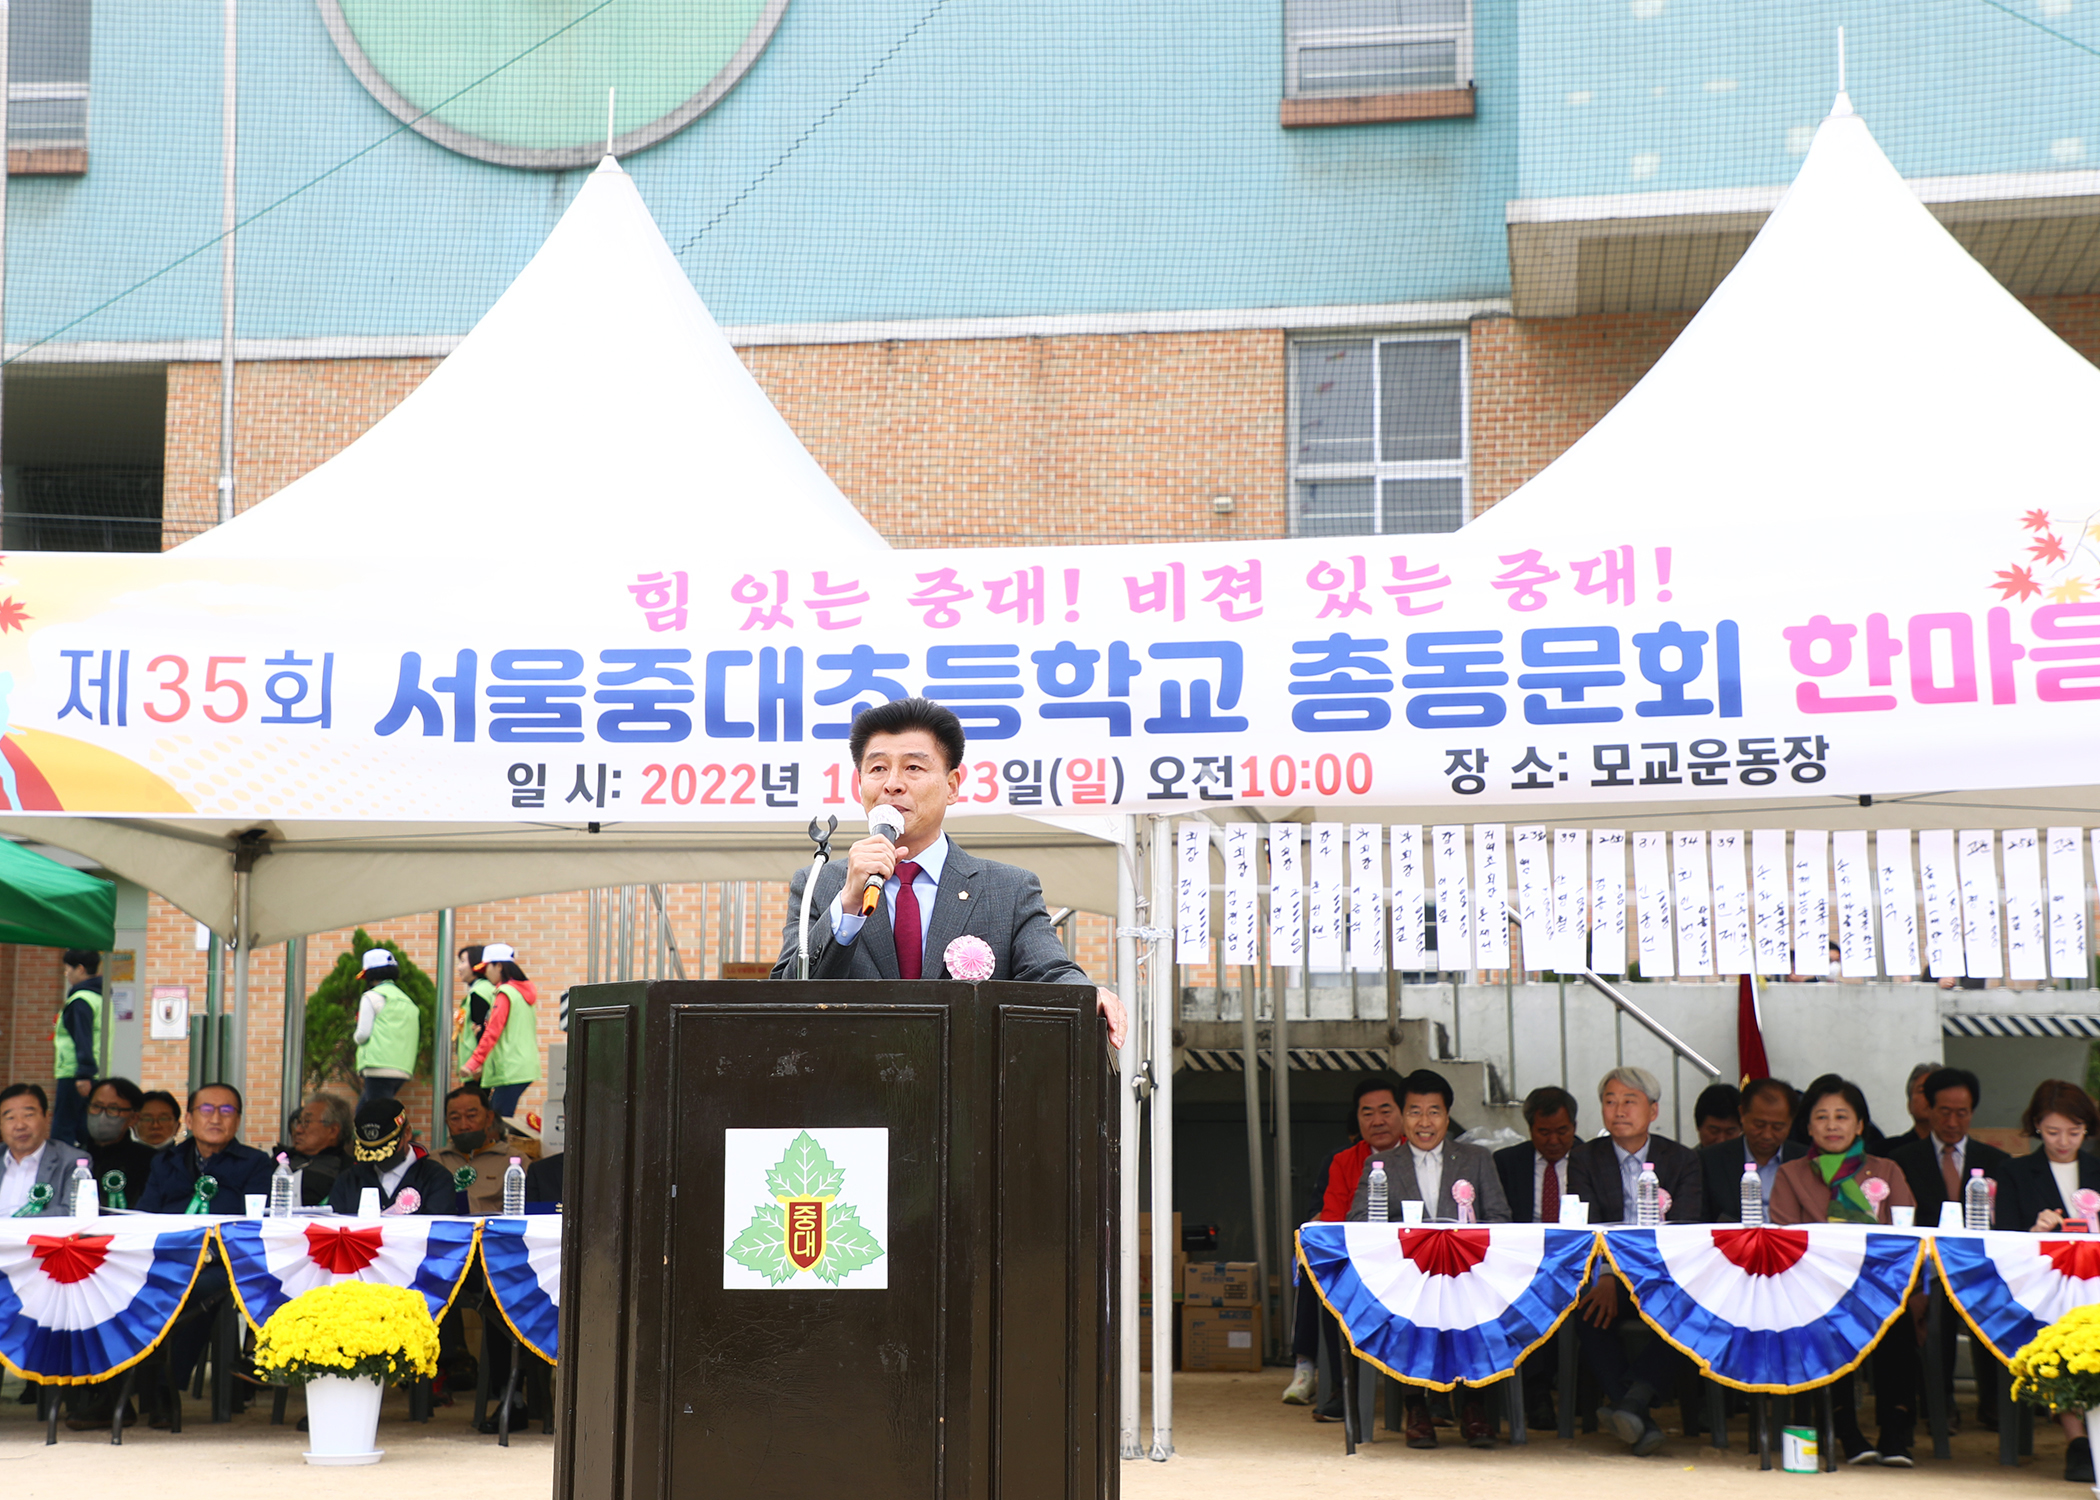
[12,1137,84,1216]
[1345,1139,1512,1223]
[771,838,1089,986]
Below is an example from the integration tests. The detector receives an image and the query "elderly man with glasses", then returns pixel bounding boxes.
[282,1093,355,1206]
[136,1083,274,1214]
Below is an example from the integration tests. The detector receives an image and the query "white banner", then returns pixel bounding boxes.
[1876,829,1920,977]
[1792,829,1830,976]
[1959,829,2004,979]
[1551,827,1588,972]
[1710,830,1753,974]
[1473,825,1509,969]
[1832,829,1877,978]
[1269,823,1303,965]
[1919,829,1965,979]
[2048,828,2087,980]
[1309,823,1344,970]
[1751,828,1790,973]
[1390,825,1427,968]
[1223,825,1257,967]
[1177,822,1209,964]
[1431,825,1472,972]
[1672,831,1713,976]
[0,523,2092,821]
[1591,829,1628,976]
[2002,829,2047,982]
[1513,826,1549,972]
[1632,830,1674,977]
[1348,824,1384,972]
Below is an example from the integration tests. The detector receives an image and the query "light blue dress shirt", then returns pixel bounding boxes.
[830,833,950,947]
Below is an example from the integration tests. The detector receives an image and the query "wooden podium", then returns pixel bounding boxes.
[554,979,1118,1500]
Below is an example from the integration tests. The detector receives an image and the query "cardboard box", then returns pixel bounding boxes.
[1183,1260,1258,1307]
[1180,1303,1261,1372]
[1137,1212,1183,1245]
[1139,1249,1187,1297]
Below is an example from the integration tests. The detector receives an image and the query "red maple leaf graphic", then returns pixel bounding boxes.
[2030,533,2069,564]
[1992,566,2043,601]
[2021,508,2055,532]
[0,598,30,634]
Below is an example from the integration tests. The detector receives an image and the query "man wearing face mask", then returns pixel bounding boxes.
[80,1077,157,1207]
[436,1084,521,1215]
[326,1099,459,1215]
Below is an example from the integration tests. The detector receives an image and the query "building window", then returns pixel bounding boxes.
[1289,333,1467,537]
[10,0,88,173]
[1285,0,1470,96]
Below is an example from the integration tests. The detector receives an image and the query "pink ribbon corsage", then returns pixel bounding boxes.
[944,934,996,983]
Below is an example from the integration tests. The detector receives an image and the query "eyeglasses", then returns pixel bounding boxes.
[87,1103,136,1116]
[136,1113,177,1126]
[192,1104,241,1120]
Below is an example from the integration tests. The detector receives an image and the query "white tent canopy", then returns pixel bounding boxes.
[6,100,2095,943]
[177,157,886,560]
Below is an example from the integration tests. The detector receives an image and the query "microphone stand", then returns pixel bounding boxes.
[796,816,837,980]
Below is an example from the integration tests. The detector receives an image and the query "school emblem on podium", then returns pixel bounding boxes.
[724,1128,888,1289]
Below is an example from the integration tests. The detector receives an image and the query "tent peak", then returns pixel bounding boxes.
[594,154,625,176]
[1828,89,1854,120]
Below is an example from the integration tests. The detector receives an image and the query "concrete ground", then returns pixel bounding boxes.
[0,1369,2077,1496]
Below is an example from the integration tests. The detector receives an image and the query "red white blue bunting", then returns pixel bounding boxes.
[1605,1225,1923,1392]
[221,1216,479,1330]
[1935,1231,2100,1365]
[480,1217,562,1362]
[1298,1223,1596,1390]
[0,1218,211,1383]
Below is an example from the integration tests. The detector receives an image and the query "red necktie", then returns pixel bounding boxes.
[893,862,924,981]
[1539,1158,1561,1224]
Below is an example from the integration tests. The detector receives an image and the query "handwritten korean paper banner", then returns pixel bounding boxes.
[0,525,2093,820]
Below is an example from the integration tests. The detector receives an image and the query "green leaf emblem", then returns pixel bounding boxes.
[727,1132,884,1284]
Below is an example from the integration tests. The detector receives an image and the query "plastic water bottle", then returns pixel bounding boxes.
[1366,1160,1388,1223]
[1634,1164,1661,1226]
[269,1153,298,1218]
[1740,1161,1765,1226]
[503,1156,527,1216]
[1963,1167,1992,1231]
[71,1159,96,1219]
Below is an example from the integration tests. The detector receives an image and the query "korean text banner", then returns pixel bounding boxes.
[0,519,2091,821]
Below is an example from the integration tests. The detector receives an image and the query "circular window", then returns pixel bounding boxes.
[319,0,790,170]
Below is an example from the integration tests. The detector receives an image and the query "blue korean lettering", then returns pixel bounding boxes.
[57,649,128,727]
[1288,632,1393,733]
[1518,627,1623,725]
[1401,630,1507,729]
[595,648,695,744]
[811,645,911,741]
[925,643,1022,740]
[374,650,477,741]
[705,650,754,739]
[1144,641,1249,734]
[488,650,585,743]
[260,651,332,728]
[1034,639,1142,736]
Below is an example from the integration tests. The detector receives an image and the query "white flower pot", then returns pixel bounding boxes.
[303,1374,385,1465]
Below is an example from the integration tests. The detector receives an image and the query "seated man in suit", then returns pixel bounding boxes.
[1494,1085,1579,1225]
[1699,1077,1803,1222]
[772,697,1125,1048]
[1892,1066,2010,1431]
[1693,1082,1743,1147]
[1568,1066,1704,1456]
[1493,1085,1579,1429]
[1346,1068,1510,1448]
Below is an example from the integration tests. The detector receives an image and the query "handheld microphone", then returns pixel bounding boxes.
[861,805,906,915]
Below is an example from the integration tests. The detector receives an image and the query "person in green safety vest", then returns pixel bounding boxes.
[52,949,104,1150]
[352,948,420,1107]
[454,944,496,1082]
[461,941,539,1119]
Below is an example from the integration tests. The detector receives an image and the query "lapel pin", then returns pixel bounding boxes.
[957,890,969,901]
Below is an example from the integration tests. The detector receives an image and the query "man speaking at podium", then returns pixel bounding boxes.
[771,697,1127,1047]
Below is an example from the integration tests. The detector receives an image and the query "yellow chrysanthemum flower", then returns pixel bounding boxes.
[253,1283,439,1385]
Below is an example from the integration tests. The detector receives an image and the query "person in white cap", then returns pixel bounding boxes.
[352,946,421,1107]
[462,942,539,1118]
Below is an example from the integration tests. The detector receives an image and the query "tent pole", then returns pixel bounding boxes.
[279,935,305,1132]
[1239,959,1269,1361]
[433,908,454,1139]
[1115,816,1141,1459]
[1148,812,1174,1461]
[228,871,250,1099]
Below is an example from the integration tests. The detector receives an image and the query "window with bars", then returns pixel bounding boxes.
[10,0,89,170]
[1283,0,1471,99]
[1289,333,1468,538]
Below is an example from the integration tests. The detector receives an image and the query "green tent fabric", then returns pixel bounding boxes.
[0,840,114,949]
